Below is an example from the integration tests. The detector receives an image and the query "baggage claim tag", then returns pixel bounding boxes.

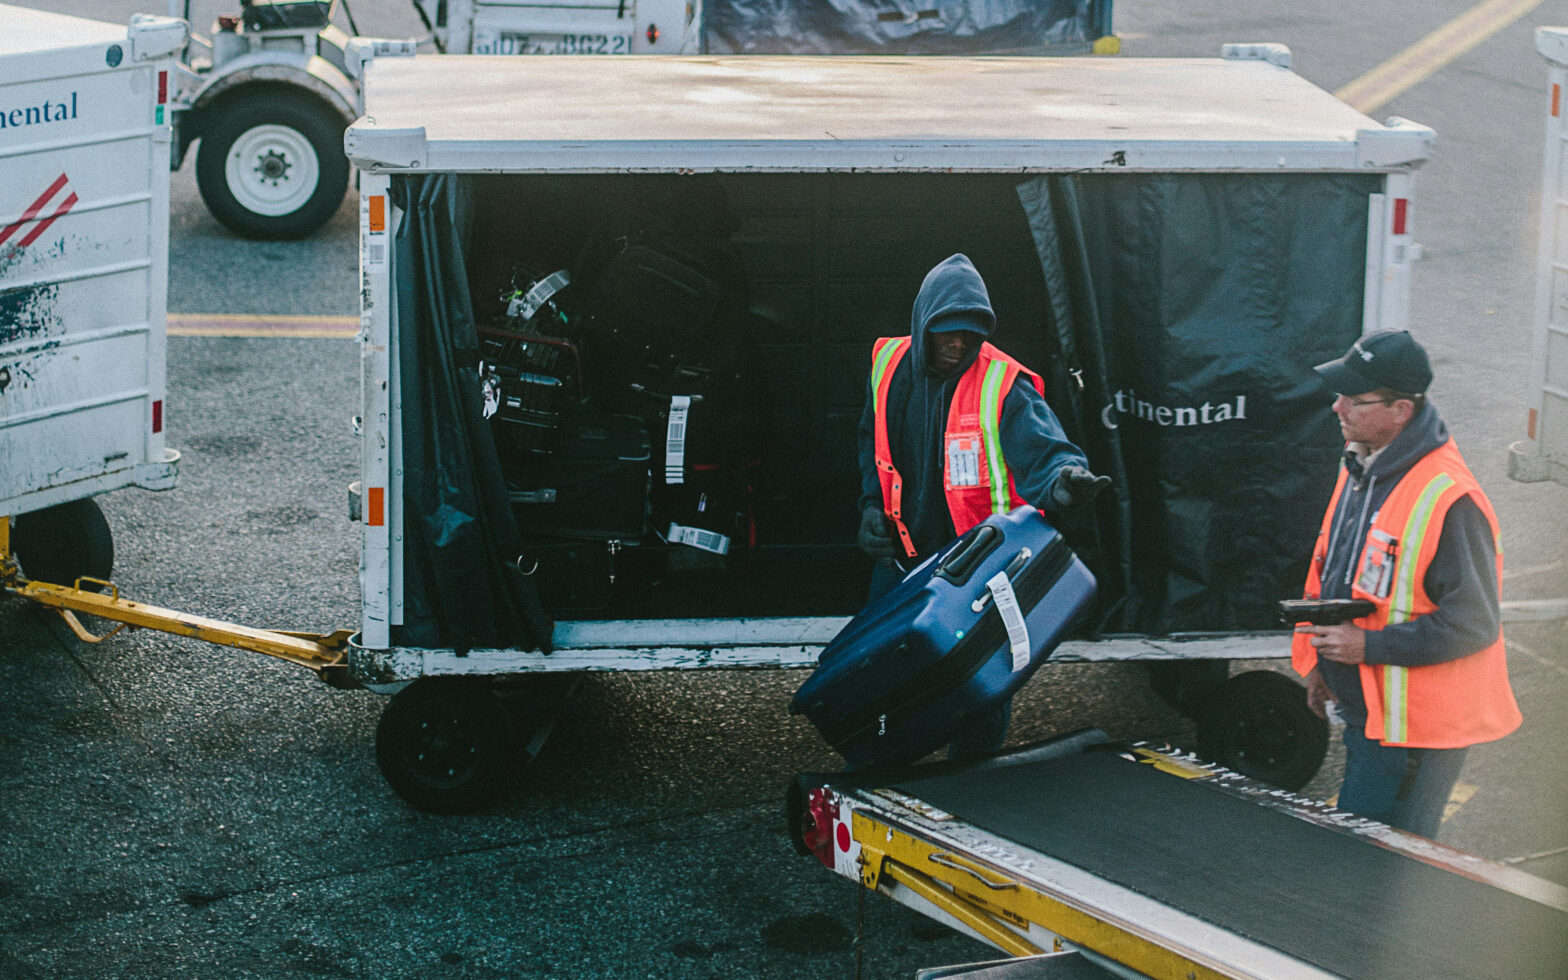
[665,395,690,484]
[985,570,1031,672]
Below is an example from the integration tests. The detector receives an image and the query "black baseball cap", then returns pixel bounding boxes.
[1313,330,1433,396]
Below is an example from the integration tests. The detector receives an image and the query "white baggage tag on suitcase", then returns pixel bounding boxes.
[986,570,1031,671]
[665,395,690,484]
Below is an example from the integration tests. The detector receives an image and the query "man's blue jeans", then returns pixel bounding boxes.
[1339,724,1468,839]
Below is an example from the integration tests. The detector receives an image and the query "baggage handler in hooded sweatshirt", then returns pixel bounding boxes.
[855,253,1108,760]
[1293,330,1521,839]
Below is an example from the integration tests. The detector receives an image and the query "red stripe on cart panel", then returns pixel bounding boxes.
[0,173,67,246]
[1392,198,1408,236]
[368,487,385,527]
[152,399,163,434]
[16,192,78,248]
[1554,83,1561,118]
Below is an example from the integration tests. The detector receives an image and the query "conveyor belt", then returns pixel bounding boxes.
[890,749,1568,980]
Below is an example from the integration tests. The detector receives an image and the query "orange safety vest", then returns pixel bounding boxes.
[1291,438,1521,748]
[870,336,1044,558]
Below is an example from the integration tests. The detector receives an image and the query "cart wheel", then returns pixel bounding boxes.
[194,90,349,240]
[1194,670,1327,792]
[10,498,113,590]
[376,680,515,814]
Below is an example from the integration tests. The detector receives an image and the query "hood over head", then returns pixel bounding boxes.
[910,254,996,378]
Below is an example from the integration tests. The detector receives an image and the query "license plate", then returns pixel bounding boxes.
[479,32,632,55]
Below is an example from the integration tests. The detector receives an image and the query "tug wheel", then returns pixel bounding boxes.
[376,679,515,813]
[1195,670,1327,792]
[195,90,349,240]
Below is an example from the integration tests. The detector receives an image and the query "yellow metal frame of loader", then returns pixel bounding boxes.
[1,516,356,688]
[846,749,1234,980]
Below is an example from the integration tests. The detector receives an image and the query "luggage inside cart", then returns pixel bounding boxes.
[477,211,767,607]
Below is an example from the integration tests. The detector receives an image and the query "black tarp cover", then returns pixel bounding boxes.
[703,0,1101,55]
[391,174,552,653]
[1017,173,1379,634]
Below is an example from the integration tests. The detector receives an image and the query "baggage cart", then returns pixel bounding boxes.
[1510,26,1568,488]
[0,5,186,589]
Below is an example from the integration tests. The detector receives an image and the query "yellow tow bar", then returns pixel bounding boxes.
[2,517,356,688]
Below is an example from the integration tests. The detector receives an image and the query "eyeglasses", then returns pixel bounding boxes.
[1339,395,1395,407]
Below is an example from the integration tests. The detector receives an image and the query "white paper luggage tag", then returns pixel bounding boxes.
[509,269,570,321]
[665,395,690,484]
[985,570,1031,672]
[667,522,730,556]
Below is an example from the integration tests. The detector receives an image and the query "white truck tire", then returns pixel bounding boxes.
[195,89,350,240]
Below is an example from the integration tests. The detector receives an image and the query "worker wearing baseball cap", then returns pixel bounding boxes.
[1291,329,1520,838]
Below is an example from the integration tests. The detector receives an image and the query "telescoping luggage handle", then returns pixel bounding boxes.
[935,524,1003,586]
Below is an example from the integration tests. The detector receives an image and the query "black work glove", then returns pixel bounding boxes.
[1050,465,1111,510]
[857,507,899,559]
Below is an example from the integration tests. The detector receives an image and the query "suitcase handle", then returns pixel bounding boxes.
[935,524,1002,586]
[970,547,1033,612]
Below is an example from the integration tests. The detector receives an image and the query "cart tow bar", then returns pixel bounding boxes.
[3,548,357,689]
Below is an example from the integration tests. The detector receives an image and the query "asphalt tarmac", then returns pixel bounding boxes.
[4,1,1568,977]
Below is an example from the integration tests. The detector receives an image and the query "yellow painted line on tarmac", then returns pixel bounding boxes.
[167,313,358,339]
[1442,781,1478,823]
[1334,0,1547,114]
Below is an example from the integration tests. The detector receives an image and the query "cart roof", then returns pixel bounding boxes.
[347,53,1433,175]
[0,4,126,59]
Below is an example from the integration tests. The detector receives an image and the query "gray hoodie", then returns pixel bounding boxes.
[857,254,1086,558]
[1314,400,1501,727]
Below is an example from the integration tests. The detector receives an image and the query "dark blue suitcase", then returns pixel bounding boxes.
[790,506,1096,769]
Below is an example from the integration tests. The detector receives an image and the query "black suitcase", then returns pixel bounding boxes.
[790,507,1097,769]
[574,233,748,361]
[507,415,650,540]
[481,328,583,456]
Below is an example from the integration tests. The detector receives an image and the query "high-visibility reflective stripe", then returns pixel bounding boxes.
[1389,473,1455,624]
[870,338,906,416]
[979,360,1011,514]
[1384,664,1409,744]
[1383,472,1454,743]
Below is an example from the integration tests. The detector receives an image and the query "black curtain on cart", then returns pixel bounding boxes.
[1015,173,1378,635]
[391,174,554,654]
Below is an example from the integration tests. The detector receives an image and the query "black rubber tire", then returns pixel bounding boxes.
[1194,669,1328,792]
[376,680,515,814]
[1147,658,1231,714]
[194,90,349,240]
[10,498,113,590]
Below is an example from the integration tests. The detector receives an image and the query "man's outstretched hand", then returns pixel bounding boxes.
[1050,465,1111,509]
[857,507,899,559]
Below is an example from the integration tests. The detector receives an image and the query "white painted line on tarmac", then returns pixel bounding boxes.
[1506,636,1568,679]
[1334,0,1547,114]
[168,313,358,339]
[1500,598,1568,622]
[1503,561,1565,581]
[1503,843,1568,867]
